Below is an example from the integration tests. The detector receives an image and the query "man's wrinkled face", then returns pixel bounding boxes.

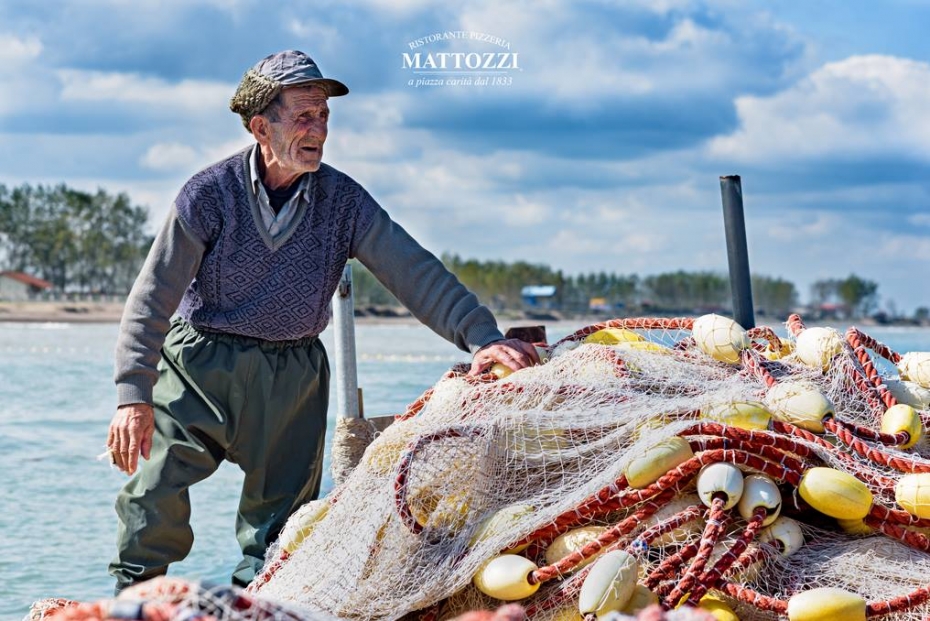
[263,86,330,175]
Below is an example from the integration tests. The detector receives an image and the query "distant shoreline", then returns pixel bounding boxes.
[0,301,926,328]
[0,301,125,323]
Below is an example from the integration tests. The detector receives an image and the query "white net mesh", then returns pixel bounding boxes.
[242,316,930,620]
[33,315,930,621]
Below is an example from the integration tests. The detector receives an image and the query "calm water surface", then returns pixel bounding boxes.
[1,321,929,618]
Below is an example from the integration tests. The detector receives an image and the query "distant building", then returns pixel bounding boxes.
[0,271,54,301]
[521,285,558,310]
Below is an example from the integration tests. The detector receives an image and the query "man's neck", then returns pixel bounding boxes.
[258,145,302,190]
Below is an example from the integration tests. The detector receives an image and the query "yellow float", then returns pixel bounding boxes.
[616,340,667,353]
[761,338,794,361]
[786,588,866,621]
[544,526,607,570]
[895,473,930,519]
[490,363,513,379]
[699,592,739,621]
[836,518,873,536]
[408,486,469,531]
[469,504,536,553]
[798,467,873,520]
[880,403,922,449]
[578,550,639,616]
[279,499,329,554]
[701,401,771,431]
[643,495,703,545]
[583,328,644,345]
[624,437,694,488]
[621,585,659,615]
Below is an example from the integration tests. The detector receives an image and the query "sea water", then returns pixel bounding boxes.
[2,321,930,617]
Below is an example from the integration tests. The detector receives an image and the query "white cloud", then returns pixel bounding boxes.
[765,212,841,243]
[500,194,551,226]
[345,0,439,14]
[644,18,731,53]
[910,214,930,227]
[0,33,42,64]
[878,232,930,261]
[451,1,807,105]
[286,17,341,54]
[85,0,254,13]
[708,55,930,163]
[140,143,200,171]
[141,136,253,172]
[0,34,48,115]
[57,69,232,113]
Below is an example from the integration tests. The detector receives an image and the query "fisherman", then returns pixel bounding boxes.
[106,49,537,593]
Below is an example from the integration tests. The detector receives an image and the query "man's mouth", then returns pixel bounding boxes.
[302,146,320,153]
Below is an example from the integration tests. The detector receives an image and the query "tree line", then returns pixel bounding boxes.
[353,255,889,320]
[0,183,151,293]
[0,182,897,319]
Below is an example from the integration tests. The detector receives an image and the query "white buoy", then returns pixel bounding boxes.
[473,554,540,601]
[692,313,751,364]
[765,381,835,433]
[899,352,930,389]
[697,462,744,510]
[885,379,930,409]
[795,327,842,371]
[737,474,782,526]
[760,517,805,556]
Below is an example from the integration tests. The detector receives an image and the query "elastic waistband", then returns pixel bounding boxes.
[177,319,319,350]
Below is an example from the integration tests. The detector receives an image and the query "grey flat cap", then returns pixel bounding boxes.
[230,50,348,130]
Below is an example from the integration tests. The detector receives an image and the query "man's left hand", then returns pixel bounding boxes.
[469,339,540,376]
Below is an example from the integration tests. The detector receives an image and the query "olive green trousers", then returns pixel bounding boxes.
[109,319,329,591]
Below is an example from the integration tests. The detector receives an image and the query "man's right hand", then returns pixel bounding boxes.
[107,403,155,475]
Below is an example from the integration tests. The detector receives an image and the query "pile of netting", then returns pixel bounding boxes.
[32,314,930,621]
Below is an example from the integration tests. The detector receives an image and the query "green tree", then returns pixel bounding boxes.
[752,275,798,317]
[643,271,729,311]
[810,279,838,306]
[348,260,400,306]
[0,183,151,293]
[837,274,879,317]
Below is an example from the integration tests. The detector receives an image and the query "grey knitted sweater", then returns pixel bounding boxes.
[114,146,504,406]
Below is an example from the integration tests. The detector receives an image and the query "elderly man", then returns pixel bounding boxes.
[107,50,536,592]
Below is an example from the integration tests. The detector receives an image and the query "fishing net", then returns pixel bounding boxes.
[32,314,930,620]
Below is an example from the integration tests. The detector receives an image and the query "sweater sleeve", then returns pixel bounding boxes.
[353,207,504,354]
[113,203,206,406]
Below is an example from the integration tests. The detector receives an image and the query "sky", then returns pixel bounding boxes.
[1,0,929,313]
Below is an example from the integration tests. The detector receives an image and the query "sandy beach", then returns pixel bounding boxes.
[0,302,433,325]
[0,301,126,323]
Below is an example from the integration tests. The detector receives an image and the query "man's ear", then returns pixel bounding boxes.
[249,115,268,141]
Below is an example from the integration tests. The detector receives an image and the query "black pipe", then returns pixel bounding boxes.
[720,175,755,329]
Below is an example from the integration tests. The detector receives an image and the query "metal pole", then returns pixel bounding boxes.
[333,264,360,419]
[719,175,755,329]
